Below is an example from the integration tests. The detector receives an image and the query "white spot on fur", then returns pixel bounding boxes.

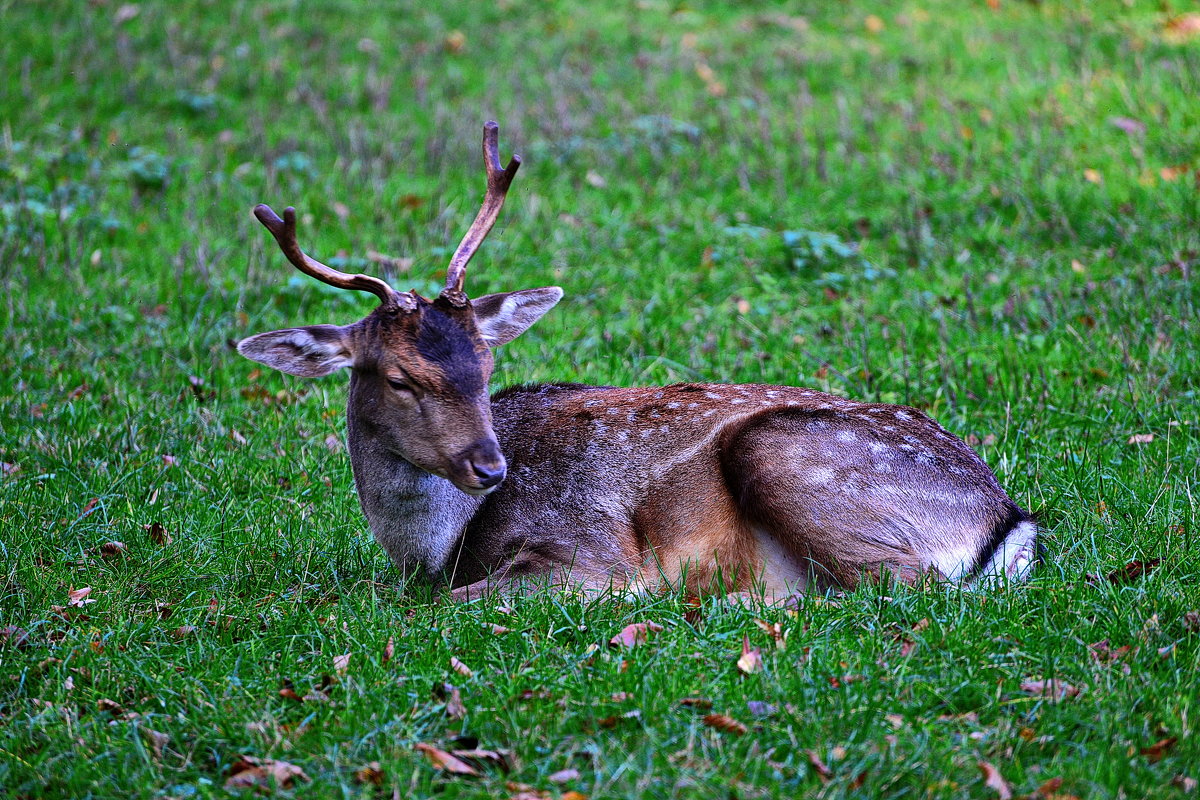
[836,429,857,443]
[765,390,779,398]
[667,402,680,409]
[731,398,746,405]
[868,441,889,454]
[705,391,722,400]
[874,462,892,473]
[640,429,653,439]
[895,410,912,421]
[808,467,835,484]
[702,409,717,417]
[585,399,603,408]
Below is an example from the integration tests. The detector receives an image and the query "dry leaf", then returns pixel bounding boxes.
[806,749,833,782]
[702,713,747,735]
[97,698,125,715]
[1171,774,1198,792]
[1020,678,1082,701]
[864,14,885,33]
[145,522,172,545]
[383,635,394,665]
[1183,610,1200,632]
[324,433,343,452]
[609,621,663,648]
[162,454,179,467]
[68,587,95,607]
[1163,13,1200,43]
[1083,168,1102,184]
[438,683,466,719]
[450,656,473,677]
[736,635,763,674]
[753,618,786,648]
[415,742,478,776]
[1141,736,1178,763]
[548,768,580,784]
[496,605,516,616]
[1033,777,1064,797]
[610,691,633,702]
[333,653,351,675]
[979,761,1012,799]
[114,4,140,24]
[172,625,197,639]
[99,541,127,557]
[679,697,713,710]
[1127,433,1154,445]
[279,686,302,702]
[354,762,385,785]
[1,625,31,649]
[451,748,511,772]
[488,623,512,635]
[1108,558,1162,584]
[1109,116,1146,135]
[225,756,310,790]
[142,728,169,760]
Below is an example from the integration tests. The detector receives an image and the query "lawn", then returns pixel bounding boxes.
[1,0,1199,797]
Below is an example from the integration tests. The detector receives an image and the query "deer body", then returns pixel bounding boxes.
[238,123,1038,601]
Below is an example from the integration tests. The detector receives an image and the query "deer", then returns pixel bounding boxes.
[236,122,1039,602]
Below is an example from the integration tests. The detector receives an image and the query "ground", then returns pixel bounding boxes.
[1,1,1198,798]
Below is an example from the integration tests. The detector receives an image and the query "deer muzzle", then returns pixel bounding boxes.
[450,437,507,496]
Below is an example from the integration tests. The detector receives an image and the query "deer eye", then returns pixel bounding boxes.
[386,376,413,393]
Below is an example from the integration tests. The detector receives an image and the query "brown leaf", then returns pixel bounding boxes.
[1,461,20,476]
[702,713,747,735]
[99,541,128,558]
[1108,558,1162,584]
[1127,433,1155,445]
[415,742,479,776]
[113,4,140,24]
[144,522,172,545]
[1183,610,1200,632]
[323,433,343,452]
[806,749,833,782]
[225,756,310,790]
[737,635,763,674]
[495,605,516,616]
[978,760,1012,799]
[1141,736,1178,763]
[1033,777,1064,797]
[1,625,31,649]
[383,635,395,665]
[1171,774,1198,793]
[354,762,385,785]
[548,768,580,784]
[451,748,512,772]
[97,698,125,715]
[332,653,351,675]
[142,728,169,760]
[162,454,179,467]
[438,683,466,720]
[753,618,786,648]
[279,686,302,702]
[610,691,633,702]
[488,623,513,635]
[609,621,663,648]
[67,587,95,607]
[450,656,473,677]
[679,697,713,710]
[1019,679,1083,701]
[171,625,197,639]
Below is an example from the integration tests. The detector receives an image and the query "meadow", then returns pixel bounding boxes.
[1,1,1198,797]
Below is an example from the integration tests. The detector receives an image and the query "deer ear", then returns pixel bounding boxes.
[236,324,355,377]
[472,287,563,348]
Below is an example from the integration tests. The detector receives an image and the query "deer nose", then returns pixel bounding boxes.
[471,459,506,488]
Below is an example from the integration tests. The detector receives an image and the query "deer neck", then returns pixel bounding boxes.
[345,376,484,581]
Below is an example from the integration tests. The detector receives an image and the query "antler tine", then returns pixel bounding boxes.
[441,121,522,303]
[253,204,408,311]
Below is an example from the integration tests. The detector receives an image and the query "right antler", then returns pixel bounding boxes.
[253,204,412,312]
[440,121,522,305]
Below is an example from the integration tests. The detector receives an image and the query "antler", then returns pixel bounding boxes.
[441,121,522,304]
[253,204,411,312]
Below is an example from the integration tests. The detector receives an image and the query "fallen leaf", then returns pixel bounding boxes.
[1083,168,1102,184]
[1,626,31,649]
[113,4,140,24]
[97,698,125,715]
[1108,558,1162,584]
[1171,774,1198,792]
[99,541,127,557]
[585,170,607,188]
[753,619,786,648]
[806,749,833,782]
[737,635,763,674]
[1020,679,1082,701]
[0,461,18,476]
[979,760,1012,799]
[609,621,663,648]
[333,653,351,675]
[64,676,74,691]
[1033,777,1063,797]
[279,686,302,702]
[1127,433,1155,445]
[746,700,777,718]
[439,683,466,719]
[142,728,169,760]
[1109,116,1146,135]
[171,625,197,639]
[1183,610,1200,632]
[702,713,747,735]
[68,587,95,607]
[162,454,179,467]
[450,656,473,677]
[1141,736,1178,763]
[383,635,394,665]
[864,14,885,33]
[324,433,343,452]
[488,623,512,635]
[225,756,311,790]
[1163,13,1200,43]
[415,743,478,775]
[549,768,580,784]
[679,697,713,710]
[610,691,633,702]
[354,762,384,785]
[451,748,512,772]
[496,605,516,616]
[145,522,172,545]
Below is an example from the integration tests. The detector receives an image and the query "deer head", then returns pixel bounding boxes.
[237,122,561,496]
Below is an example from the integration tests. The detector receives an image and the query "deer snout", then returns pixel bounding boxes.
[454,438,507,495]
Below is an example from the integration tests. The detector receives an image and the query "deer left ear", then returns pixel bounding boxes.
[472,287,563,348]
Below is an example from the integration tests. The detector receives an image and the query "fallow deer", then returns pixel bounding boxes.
[237,122,1038,601]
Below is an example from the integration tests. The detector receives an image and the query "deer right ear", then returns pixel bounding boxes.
[236,324,355,377]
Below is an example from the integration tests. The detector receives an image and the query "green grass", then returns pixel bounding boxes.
[2,0,1199,797]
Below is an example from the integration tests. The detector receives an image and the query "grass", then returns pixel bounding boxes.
[1,0,1199,797]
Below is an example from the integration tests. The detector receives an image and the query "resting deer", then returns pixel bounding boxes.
[237,122,1038,600]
